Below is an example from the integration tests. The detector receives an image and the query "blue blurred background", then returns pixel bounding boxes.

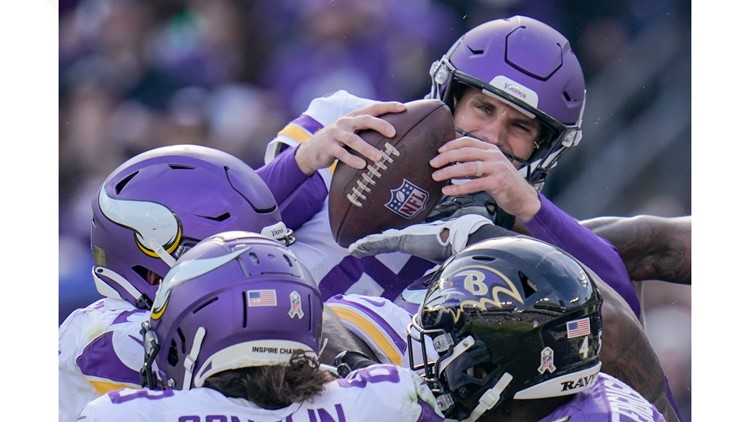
[58,0,691,418]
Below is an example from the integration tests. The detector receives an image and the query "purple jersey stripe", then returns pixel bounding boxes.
[293,114,324,135]
[417,399,444,421]
[319,255,435,301]
[76,331,141,385]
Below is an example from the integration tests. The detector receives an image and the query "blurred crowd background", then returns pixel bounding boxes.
[58,0,691,419]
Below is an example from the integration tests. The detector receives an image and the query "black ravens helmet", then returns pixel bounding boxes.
[408,236,602,421]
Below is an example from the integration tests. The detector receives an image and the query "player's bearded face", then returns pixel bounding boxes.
[453,87,541,168]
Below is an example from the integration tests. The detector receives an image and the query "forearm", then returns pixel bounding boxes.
[257,145,328,230]
[584,215,691,284]
[257,145,311,202]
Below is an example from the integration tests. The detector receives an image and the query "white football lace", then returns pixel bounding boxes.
[347,142,400,207]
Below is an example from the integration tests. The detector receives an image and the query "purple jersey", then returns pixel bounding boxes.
[540,373,665,422]
[525,194,639,317]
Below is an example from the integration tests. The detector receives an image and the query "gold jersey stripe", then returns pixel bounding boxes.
[277,124,338,174]
[278,124,312,143]
[329,305,402,366]
[88,378,141,395]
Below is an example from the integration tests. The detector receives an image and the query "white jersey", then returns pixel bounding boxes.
[79,364,444,421]
[265,90,436,299]
[325,294,414,367]
[58,297,147,422]
[325,294,437,369]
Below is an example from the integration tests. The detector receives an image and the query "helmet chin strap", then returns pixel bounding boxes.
[140,321,160,389]
[317,337,329,360]
[461,372,514,422]
[435,335,512,422]
[93,266,152,308]
[183,326,206,389]
[148,238,177,267]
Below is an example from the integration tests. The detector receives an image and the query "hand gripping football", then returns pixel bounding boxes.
[329,99,454,248]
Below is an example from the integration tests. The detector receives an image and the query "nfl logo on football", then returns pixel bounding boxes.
[386,179,429,219]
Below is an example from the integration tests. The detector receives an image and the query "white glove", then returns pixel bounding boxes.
[348,214,494,263]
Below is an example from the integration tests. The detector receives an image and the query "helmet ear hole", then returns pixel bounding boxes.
[132,265,152,283]
[167,339,180,366]
[465,363,492,381]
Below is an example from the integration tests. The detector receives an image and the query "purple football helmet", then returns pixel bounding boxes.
[142,231,323,390]
[408,236,602,420]
[91,144,293,309]
[428,15,586,189]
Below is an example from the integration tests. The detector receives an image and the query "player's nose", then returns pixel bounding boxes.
[474,120,508,148]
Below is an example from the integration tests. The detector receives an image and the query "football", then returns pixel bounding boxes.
[329,98,455,248]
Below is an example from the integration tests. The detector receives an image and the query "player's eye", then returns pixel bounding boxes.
[475,103,493,116]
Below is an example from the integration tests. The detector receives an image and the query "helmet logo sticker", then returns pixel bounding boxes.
[386,179,429,219]
[152,247,250,320]
[538,346,556,374]
[247,289,277,307]
[98,188,182,259]
[566,318,591,339]
[289,291,304,319]
[425,265,523,323]
[488,75,539,109]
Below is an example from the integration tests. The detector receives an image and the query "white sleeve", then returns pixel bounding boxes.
[59,300,147,422]
[325,294,413,367]
[59,308,100,422]
[342,364,443,420]
[264,90,378,164]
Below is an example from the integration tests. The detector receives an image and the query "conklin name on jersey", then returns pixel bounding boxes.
[79,364,444,421]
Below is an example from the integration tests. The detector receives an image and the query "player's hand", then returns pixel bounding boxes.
[334,350,379,377]
[294,102,407,175]
[348,214,494,262]
[429,137,541,222]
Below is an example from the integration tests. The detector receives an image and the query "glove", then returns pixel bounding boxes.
[426,191,516,229]
[348,214,494,262]
[334,350,379,377]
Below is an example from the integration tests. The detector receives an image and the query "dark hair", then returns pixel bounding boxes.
[203,350,334,409]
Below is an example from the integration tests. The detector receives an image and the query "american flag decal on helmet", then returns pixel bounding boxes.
[247,289,277,307]
[386,179,429,219]
[566,318,591,338]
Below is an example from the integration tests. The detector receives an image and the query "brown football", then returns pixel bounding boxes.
[329,98,454,248]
